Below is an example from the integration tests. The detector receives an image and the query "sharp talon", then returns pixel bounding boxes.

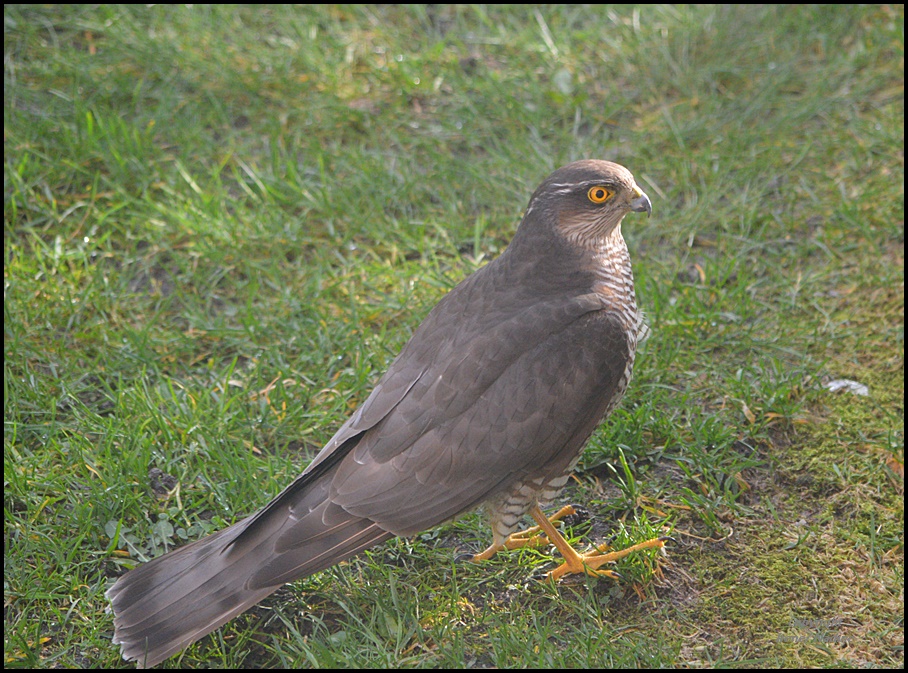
[455,552,478,563]
[658,536,676,544]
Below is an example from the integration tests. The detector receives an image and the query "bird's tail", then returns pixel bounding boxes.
[107,490,392,667]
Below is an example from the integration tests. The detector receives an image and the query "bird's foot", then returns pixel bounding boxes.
[522,504,667,581]
[469,504,579,562]
[468,505,668,580]
[545,536,669,581]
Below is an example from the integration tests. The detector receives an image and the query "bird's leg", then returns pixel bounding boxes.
[469,505,578,562]
[527,505,667,581]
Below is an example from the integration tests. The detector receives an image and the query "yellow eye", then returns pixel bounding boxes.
[587,186,613,204]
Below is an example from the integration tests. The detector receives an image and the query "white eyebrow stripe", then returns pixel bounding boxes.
[547,180,617,191]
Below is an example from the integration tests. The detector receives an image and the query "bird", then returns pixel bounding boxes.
[107,159,662,667]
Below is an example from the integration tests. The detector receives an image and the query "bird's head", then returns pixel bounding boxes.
[522,160,651,248]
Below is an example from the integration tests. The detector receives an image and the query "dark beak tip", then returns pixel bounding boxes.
[631,193,653,217]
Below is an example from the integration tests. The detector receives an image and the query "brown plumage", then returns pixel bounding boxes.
[107,160,654,667]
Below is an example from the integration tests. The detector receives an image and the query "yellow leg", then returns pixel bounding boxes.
[471,504,667,581]
[527,505,666,581]
[470,505,578,562]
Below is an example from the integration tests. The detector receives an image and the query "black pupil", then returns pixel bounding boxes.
[595,189,604,199]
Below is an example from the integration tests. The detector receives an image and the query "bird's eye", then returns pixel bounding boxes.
[587,186,613,204]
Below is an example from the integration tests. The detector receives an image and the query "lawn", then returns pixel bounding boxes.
[4,4,903,668]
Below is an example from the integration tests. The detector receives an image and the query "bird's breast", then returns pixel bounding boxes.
[590,235,638,337]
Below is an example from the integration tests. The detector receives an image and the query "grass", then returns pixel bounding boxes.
[4,4,903,668]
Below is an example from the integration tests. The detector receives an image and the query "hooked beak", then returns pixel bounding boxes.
[630,187,652,216]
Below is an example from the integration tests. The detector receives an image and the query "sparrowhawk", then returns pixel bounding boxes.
[107,159,662,667]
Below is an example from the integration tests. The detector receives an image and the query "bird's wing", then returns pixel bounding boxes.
[327,305,631,535]
[235,251,627,540]
[240,299,631,587]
